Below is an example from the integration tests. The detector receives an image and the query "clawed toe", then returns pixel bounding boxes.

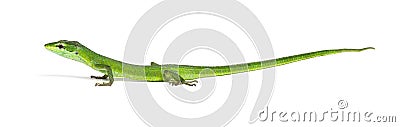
[184,80,198,86]
[91,75,108,79]
[95,82,111,86]
[186,83,196,86]
[167,80,198,87]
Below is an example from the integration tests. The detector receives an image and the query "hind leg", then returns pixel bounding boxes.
[162,70,198,86]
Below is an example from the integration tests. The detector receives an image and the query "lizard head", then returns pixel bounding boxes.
[44,40,87,63]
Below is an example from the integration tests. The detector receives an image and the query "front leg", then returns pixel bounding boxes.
[92,64,114,86]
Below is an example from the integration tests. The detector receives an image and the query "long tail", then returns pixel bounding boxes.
[207,47,374,76]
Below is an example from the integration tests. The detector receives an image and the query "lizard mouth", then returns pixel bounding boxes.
[44,43,60,54]
[44,43,53,50]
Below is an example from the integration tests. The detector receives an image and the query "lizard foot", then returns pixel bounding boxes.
[183,80,198,86]
[91,74,108,79]
[95,82,112,86]
[168,80,198,87]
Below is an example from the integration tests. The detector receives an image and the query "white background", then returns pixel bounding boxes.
[0,0,399,126]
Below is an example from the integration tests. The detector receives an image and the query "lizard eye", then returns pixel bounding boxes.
[56,44,64,49]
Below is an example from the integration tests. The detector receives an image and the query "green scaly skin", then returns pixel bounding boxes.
[44,40,374,86]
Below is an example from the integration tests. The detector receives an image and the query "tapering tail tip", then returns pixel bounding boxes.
[362,47,375,51]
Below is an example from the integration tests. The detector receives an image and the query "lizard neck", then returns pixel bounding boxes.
[77,48,123,71]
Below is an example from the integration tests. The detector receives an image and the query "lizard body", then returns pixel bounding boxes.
[44,40,373,86]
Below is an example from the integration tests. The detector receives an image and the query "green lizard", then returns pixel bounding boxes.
[44,40,373,86]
